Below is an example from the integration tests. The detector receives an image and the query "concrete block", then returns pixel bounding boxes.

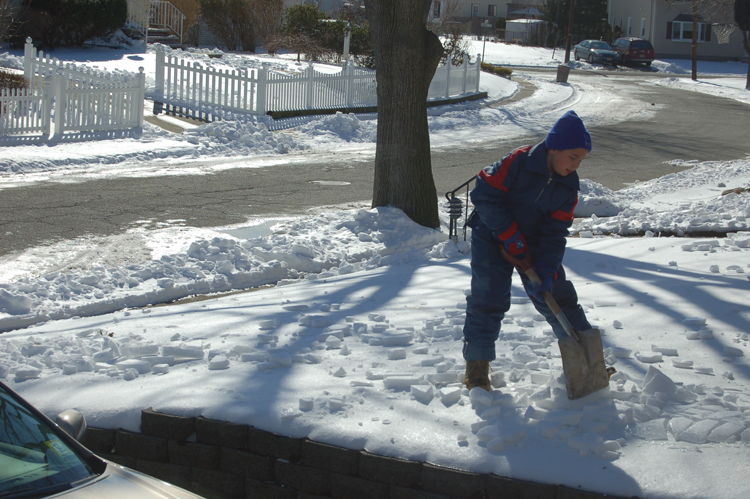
[116,430,168,462]
[486,474,556,499]
[245,478,296,499]
[557,484,627,499]
[302,440,360,475]
[358,451,421,488]
[331,472,389,499]
[80,427,115,454]
[141,408,195,441]
[247,427,302,463]
[168,440,220,470]
[274,459,330,495]
[220,447,274,481]
[191,468,244,499]
[196,417,248,450]
[419,463,487,498]
[389,485,450,499]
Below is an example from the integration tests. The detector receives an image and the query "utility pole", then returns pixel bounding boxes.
[691,0,698,80]
[564,0,576,63]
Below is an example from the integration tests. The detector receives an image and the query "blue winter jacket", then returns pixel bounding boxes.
[468,141,579,269]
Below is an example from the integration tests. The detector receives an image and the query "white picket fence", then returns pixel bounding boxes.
[1,38,145,138]
[155,47,482,116]
[0,86,51,136]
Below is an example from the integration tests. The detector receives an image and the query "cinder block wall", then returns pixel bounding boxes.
[80,409,630,499]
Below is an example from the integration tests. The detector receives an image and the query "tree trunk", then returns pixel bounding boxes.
[564,0,576,63]
[744,30,750,88]
[363,0,444,229]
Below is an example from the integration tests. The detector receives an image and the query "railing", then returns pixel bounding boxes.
[125,0,150,41]
[150,0,185,44]
[446,176,476,242]
[2,39,145,139]
[154,48,482,117]
[126,0,186,44]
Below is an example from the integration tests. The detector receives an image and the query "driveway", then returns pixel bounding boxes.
[1,71,749,258]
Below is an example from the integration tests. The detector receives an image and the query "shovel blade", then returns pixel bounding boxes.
[558,328,610,400]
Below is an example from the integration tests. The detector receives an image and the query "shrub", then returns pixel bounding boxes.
[278,3,373,67]
[0,69,27,91]
[15,0,126,49]
[481,62,513,79]
[199,0,257,51]
[440,25,470,65]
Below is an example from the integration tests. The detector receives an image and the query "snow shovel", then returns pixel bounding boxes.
[501,249,610,400]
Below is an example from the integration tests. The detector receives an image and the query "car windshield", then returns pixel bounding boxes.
[590,41,612,50]
[0,386,95,498]
[631,40,652,50]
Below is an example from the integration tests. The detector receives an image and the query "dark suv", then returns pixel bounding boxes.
[612,37,655,66]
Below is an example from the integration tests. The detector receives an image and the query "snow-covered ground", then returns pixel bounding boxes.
[1,39,750,499]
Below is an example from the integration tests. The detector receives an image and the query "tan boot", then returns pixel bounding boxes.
[464,360,491,392]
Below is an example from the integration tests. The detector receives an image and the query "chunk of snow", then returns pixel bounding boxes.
[630,419,668,441]
[469,387,493,407]
[723,346,744,357]
[676,420,721,444]
[208,355,230,370]
[152,364,169,374]
[635,352,663,363]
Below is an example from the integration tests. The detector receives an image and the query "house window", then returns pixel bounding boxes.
[488,5,496,17]
[641,18,646,37]
[433,1,441,18]
[627,17,632,36]
[671,21,707,41]
[471,4,479,17]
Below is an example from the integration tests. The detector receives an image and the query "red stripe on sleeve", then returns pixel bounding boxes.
[551,196,578,222]
[478,146,531,193]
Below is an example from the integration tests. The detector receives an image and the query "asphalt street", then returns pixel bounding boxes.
[1,70,749,258]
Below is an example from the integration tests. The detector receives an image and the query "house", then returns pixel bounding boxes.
[429,0,543,22]
[505,18,545,44]
[608,0,747,61]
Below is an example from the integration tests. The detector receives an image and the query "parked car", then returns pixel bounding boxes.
[573,40,619,66]
[612,37,655,66]
[0,381,206,499]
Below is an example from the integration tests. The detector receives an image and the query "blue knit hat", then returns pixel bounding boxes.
[545,111,592,152]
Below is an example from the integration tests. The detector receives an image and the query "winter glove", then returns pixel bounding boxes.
[498,222,527,256]
[530,261,557,298]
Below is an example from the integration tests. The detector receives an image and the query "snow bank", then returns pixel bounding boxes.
[0,207,455,332]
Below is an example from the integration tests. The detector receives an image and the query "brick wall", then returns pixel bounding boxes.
[79,409,633,499]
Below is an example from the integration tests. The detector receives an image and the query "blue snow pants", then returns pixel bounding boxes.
[462,226,591,362]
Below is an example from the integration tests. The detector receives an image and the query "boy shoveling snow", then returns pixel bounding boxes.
[462,110,609,396]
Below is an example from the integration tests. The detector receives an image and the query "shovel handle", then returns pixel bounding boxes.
[524,267,581,342]
[501,247,581,342]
